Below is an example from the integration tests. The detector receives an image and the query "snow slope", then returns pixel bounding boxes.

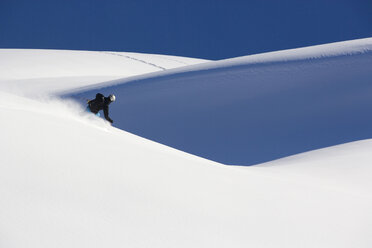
[0,49,208,95]
[1,91,371,248]
[1,39,372,247]
[68,38,372,165]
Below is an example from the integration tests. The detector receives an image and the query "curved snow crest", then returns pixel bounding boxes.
[0,49,209,80]
[250,139,372,198]
[222,37,372,65]
[0,49,209,95]
[67,37,372,165]
[67,37,372,92]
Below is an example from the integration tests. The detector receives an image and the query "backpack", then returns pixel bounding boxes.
[95,93,105,103]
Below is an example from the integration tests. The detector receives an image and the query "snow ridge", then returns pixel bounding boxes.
[67,38,372,165]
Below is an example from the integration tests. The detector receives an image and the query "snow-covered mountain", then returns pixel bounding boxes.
[1,39,372,248]
[68,38,372,165]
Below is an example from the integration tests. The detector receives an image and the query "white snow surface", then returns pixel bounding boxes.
[0,49,208,95]
[1,39,372,247]
[68,37,372,165]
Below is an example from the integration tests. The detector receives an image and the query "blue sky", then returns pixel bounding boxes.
[1,0,371,60]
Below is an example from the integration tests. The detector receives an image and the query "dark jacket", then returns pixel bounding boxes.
[88,93,113,123]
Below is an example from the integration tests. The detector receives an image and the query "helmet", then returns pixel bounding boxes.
[109,94,116,102]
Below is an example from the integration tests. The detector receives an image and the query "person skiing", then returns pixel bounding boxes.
[87,93,116,123]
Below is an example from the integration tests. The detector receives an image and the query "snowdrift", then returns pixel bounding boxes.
[1,40,372,247]
[0,49,208,95]
[68,38,372,165]
[1,90,371,248]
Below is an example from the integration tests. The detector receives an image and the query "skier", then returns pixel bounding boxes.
[87,93,116,123]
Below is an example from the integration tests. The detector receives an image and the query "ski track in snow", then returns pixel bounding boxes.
[101,51,167,70]
[150,54,190,65]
